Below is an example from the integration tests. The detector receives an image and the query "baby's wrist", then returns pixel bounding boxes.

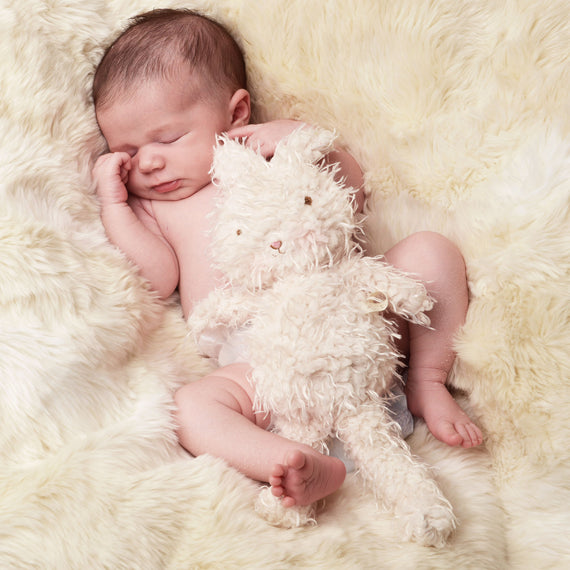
[96,187,128,207]
[98,198,132,220]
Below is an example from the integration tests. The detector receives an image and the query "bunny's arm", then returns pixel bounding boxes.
[350,256,434,326]
[188,287,257,341]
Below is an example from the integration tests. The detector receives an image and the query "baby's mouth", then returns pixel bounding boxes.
[152,179,181,194]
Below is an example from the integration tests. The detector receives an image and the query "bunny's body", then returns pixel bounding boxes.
[190,127,456,546]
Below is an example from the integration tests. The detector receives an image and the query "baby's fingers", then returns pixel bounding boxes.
[92,152,132,205]
[111,151,132,174]
[94,151,131,176]
[226,124,257,140]
[118,160,131,184]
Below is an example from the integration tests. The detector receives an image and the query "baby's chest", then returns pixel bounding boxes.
[151,197,211,264]
[152,200,193,242]
[152,197,218,307]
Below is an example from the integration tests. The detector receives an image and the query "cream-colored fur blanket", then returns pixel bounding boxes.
[1,1,568,568]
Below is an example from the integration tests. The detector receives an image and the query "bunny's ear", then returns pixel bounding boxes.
[211,134,265,190]
[272,126,337,165]
[210,134,233,188]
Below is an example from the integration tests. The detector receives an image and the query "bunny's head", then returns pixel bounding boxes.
[209,127,360,289]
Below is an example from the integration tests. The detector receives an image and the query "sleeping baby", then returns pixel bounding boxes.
[91,7,482,519]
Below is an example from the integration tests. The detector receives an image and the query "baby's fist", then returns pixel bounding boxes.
[92,152,131,206]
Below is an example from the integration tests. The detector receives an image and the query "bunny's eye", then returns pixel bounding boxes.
[304,196,312,205]
[236,229,242,236]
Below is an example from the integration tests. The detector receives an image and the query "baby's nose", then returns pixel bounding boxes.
[138,148,164,173]
[270,240,282,250]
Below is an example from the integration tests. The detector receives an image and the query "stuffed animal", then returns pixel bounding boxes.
[189,127,456,547]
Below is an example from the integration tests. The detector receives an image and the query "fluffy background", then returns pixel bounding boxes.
[0,0,568,568]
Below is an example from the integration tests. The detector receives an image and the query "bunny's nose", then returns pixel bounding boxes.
[270,241,282,250]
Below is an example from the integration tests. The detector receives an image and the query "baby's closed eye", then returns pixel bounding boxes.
[158,132,188,145]
[159,135,181,145]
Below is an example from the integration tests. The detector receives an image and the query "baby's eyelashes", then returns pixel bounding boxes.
[159,134,183,144]
[157,130,190,145]
[113,133,187,161]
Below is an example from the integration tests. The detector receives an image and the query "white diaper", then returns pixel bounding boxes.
[197,326,250,367]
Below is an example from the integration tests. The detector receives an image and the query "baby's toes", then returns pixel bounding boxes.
[269,474,284,488]
[438,421,464,447]
[270,463,287,478]
[271,484,285,498]
[463,423,483,448]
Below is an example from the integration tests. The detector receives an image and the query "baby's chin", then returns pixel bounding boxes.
[128,181,206,201]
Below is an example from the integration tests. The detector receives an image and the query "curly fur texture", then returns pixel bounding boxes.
[3,1,567,567]
[190,127,456,546]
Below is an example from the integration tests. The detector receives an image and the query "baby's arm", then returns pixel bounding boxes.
[92,152,179,299]
[228,120,365,211]
[323,147,365,213]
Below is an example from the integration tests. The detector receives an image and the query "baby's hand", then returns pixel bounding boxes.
[228,120,306,159]
[92,152,132,206]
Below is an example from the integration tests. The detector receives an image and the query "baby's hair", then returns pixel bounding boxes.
[93,8,247,109]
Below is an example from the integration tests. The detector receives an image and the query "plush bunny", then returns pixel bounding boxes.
[189,127,456,547]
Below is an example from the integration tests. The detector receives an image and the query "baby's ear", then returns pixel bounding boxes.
[273,126,337,166]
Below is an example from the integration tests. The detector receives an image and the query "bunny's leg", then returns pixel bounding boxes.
[337,402,456,547]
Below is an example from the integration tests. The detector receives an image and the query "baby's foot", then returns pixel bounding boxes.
[406,370,483,448]
[269,450,346,508]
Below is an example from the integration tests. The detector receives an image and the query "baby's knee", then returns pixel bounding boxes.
[410,231,462,264]
[173,381,204,429]
[418,232,465,278]
[389,232,465,284]
[174,380,198,409]
[174,373,235,415]
[174,365,263,426]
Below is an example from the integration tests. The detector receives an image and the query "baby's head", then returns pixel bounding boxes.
[92,8,251,201]
[93,8,247,112]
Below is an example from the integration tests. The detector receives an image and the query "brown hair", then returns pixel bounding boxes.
[93,8,247,109]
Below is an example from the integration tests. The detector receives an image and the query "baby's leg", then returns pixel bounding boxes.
[384,232,482,448]
[174,363,346,505]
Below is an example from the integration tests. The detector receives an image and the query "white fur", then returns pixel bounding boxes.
[191,128,456,546]
[2,1,567,567]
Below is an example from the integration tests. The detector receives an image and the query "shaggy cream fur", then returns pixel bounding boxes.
[0,0,567,568]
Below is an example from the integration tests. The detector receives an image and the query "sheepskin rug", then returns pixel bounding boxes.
[1,1,568,568]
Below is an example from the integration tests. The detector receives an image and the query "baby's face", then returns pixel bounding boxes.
[96,78,233,201]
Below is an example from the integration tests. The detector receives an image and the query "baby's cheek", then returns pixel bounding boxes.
[125,175,144,197]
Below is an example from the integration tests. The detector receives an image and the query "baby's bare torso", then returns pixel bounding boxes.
[132,183,221,318]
